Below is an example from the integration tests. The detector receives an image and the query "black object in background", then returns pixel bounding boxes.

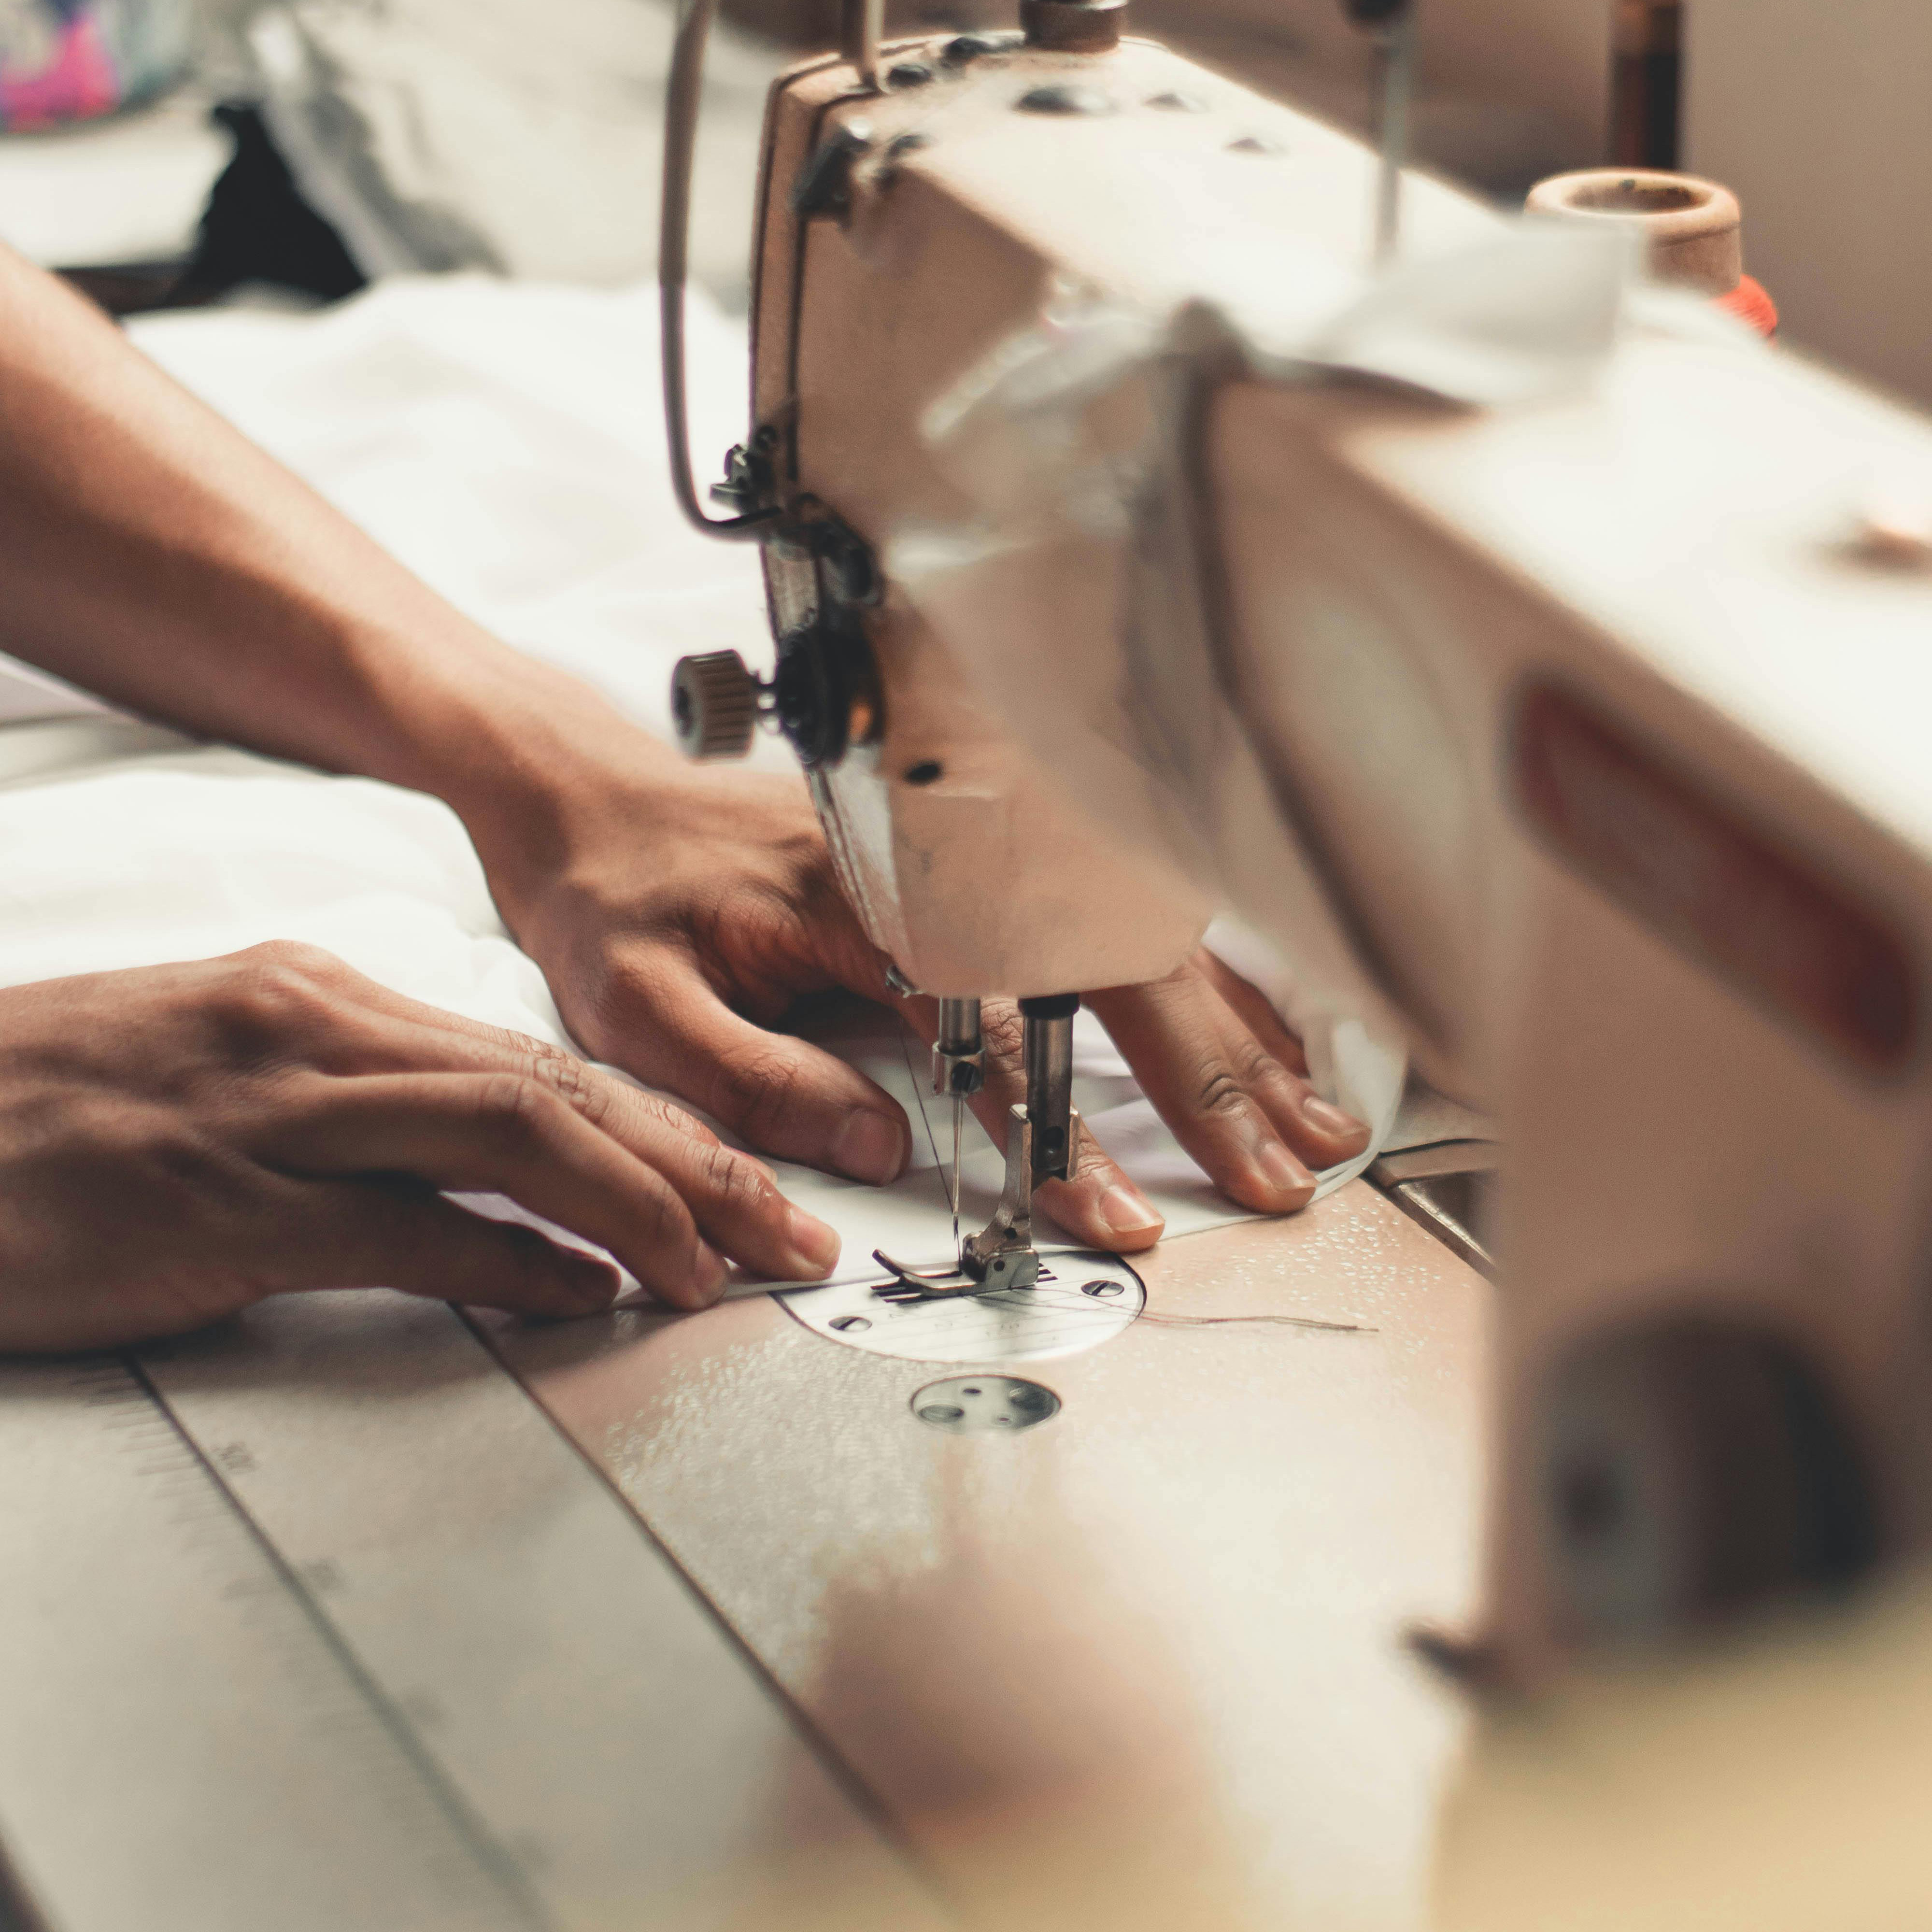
[178,102,366,304]
[60,101,366,318]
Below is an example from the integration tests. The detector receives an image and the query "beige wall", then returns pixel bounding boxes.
[1688,0,1932,409]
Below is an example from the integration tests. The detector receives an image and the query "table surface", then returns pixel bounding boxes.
[0,1176,1489,1932]
[488,1177,1492,1932]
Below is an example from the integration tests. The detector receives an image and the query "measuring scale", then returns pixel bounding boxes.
[0,1293,941,1932]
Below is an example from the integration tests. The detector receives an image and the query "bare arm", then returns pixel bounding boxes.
[0,244,1367,1270]
[0,242,631,862]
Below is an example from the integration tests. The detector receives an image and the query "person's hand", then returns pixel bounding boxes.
[483,752,1372,1254]
[0,943,842,1354]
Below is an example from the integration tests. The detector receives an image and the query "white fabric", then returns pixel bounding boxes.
[246,0,778,297]
[0,277,1387,1295]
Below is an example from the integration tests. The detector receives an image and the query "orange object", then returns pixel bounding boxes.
[1528,169,1778,339]
[1719,271,1780,338]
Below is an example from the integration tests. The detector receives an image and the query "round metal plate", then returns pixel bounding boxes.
[912,1376,1061,1433]
[778,1251,1145,1364]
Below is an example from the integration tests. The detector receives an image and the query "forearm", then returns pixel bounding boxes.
[0,244,672,908]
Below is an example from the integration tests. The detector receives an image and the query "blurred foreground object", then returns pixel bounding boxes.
[1439,1568,1932,1931]
[0,0,191,128]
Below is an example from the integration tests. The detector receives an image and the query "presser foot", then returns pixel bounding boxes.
[872,1105,1039,1303]
[871,1100,1078,1303]
[870,1250,990,1303]
[870,1242,1043,1303]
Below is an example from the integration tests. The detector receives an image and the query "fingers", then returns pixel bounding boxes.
[1088,963,1370,1217]
[283,1178,626,1320]
[911,995,1167,1253]
[595,955,912,1186]
[1193,950,1311,1076]
[245,975,844,1284]
[262,1073,739,1310]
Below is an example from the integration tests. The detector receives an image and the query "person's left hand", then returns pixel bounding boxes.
[475,748,1371,1257]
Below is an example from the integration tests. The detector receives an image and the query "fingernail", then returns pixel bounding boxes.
[833,1109,908,1184]
[1257,1140,1318,1205]
[786,1204,842,1276]
[561,1256,621,1311]
[1097,1183,1164,1240]
[1303,1096,1367,1140]
[688,1242,729,1306]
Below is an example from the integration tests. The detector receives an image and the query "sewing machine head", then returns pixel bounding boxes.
[664,0,1932,1681]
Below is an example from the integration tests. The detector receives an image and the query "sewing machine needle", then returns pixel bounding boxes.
[950,1092,963,1258]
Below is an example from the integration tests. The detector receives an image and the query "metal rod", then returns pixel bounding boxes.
[1020,998,1079,1187]
[660,0,779,542]
[842,0,884,89]
[935,997,982,1263]
[936,998,983,1073]
[1371,2,1417,266]
[950,1093,963,1257]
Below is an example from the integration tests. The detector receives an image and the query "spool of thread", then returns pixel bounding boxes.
[1525,167,1778,340]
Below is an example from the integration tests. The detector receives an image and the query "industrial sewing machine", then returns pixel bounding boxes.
[7,6,1932,1929]
[666,0,1932,1684]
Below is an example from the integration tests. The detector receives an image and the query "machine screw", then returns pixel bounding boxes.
[792,121,874,220]
[1015,83,1117,115]
[887,58,934,86]
[1229,133,1286,155]
[943,29,1023,63]
[1147,89,1207,111]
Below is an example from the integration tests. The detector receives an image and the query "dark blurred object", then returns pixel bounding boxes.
[179,103,366,304]
[719,0,997,47]
[57,260,188,315]
[1612,0,1680,169]
[57,101,365,319]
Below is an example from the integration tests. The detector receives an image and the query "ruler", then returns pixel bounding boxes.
[0,1293,940,1932]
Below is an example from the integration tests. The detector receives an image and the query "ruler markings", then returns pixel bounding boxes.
[0,1354,537,1932]
[123,1356,554,1932]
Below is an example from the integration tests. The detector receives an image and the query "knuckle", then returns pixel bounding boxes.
[240,939,344,979]
[631,1171,692,1257]
[209,947,347,1053]
[979,1003,1027,1073]
[529,1047,609,1127]
[1193,1062,1252,1124]
[712,1044,804,1143]
[595,952,687,1040]
[1229,1037,1285,1091]
[698,1141,773,1218]
[640,1091,720,1145]
[469,1073,554,1152]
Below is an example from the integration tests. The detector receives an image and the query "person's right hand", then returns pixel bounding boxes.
[0,942,842,1354]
